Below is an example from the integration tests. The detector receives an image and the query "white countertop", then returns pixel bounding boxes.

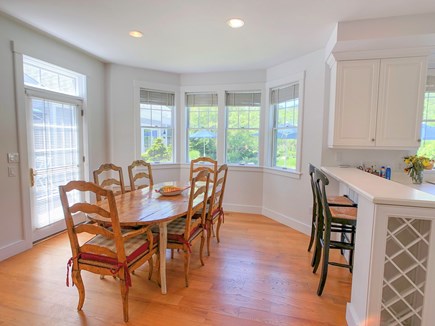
[322,166,435,208]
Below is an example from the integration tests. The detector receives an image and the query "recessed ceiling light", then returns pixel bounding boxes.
[129,30,143,38]
[227,18,244,28]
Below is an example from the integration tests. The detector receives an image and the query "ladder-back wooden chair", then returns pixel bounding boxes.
[308,163,357,254]
[59,181,158,322]
[93,163,125,201]
[189,156,217,182]
[312,169,357,296]
[206,164,228,256]
[128,160,154,191]
[166,169,210,287]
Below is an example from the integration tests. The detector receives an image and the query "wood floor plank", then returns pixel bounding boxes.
[0,212,352,325]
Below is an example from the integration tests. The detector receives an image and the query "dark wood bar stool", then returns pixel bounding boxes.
[308,163,356,253]
[312,168,357,296]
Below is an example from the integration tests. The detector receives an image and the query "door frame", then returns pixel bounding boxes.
[25,89,86,241]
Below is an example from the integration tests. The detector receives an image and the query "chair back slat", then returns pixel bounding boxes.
[189,157,217,182]
[128,160,153,191]
[93,163,125,201]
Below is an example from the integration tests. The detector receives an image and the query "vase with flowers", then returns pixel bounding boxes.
[403,155,433,184]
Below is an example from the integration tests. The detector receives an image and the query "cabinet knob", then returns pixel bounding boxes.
[418,139,421,142]
[371,138,375,142]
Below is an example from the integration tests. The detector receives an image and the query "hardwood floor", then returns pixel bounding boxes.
[0,212,352,325]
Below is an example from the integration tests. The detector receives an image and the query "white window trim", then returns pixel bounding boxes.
[133,81,179,163]
[266,71,305,176]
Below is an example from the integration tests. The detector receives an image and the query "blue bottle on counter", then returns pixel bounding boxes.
[385,166,391,180]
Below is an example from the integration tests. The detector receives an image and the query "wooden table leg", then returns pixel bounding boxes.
[159,221,167,294]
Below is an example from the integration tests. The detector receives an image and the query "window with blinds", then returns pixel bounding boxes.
[271,83,300,170]
[186,93,218,161]
[417,74,435,161]
[225,91,261,165]
[140,89,175,163]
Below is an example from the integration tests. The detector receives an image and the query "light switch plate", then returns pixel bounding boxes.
[7,152,20,163]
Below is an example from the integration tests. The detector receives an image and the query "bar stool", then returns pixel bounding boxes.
[312,168,357,296]
[308,163,356,253]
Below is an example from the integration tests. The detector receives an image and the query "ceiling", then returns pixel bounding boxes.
[1,0,435,74]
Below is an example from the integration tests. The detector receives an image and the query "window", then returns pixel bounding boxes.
[271,83,300,170]
[186,93,218,161]
[418,74,435,159]
[140,89,175,163]
[23,55,84,97]
[23,55,85,235]
[225,91,261,165]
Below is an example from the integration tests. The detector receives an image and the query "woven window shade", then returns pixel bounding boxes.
[140,89,175,106]
[226,92,261,106]
[270,83,299,105]
[186,93,218,107]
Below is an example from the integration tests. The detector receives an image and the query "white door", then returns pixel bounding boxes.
[27,93,85,241]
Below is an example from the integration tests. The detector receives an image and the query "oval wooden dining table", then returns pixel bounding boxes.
[88,181,202,294]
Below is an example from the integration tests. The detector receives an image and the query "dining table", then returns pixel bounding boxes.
[88,181,204,294]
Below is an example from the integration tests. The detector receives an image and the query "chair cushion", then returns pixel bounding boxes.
[330,206,357,222]
[79,233,157,268]
[327,195,356,207]
[166,217,202,243]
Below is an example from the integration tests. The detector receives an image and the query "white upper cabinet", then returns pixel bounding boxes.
[328,56,427,149]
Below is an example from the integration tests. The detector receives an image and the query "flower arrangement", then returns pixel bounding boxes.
[403,155,433,184]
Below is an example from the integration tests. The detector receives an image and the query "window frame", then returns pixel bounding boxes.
[134,81,179,164]
[418,70,435,165]
[139,88,176,164]
[267,72,305,174]
[225,91,261,166]
[185,92,219,162]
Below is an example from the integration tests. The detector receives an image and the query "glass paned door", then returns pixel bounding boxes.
[28,96,84,241]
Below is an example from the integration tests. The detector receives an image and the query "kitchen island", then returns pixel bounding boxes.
[322,167,435,326]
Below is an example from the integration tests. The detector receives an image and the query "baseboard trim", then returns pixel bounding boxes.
[0,239,32,261]
[262,207,310,235]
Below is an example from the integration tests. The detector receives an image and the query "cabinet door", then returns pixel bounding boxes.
[330,60,380,147]
[376,57,427,147]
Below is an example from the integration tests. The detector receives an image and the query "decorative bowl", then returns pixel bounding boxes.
[156,186,188,196]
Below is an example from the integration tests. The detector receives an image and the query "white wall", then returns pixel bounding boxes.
[0,13,106,260]
[262,49,326,234]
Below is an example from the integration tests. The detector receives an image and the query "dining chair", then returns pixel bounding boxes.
[59,181,158,322]
[307,163,356,253]
[166,169,210,287]
[312,168,357,296]
[189,156,217,182]
[205,164,228,256]
[128,160,154,191]
[93,163,125,201]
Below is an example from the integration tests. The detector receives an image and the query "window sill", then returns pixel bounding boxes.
[263,167,302,179]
